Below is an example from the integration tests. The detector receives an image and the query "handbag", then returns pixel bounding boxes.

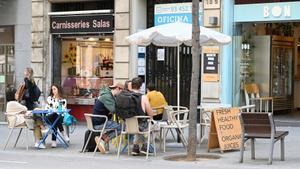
[63,112,77,126]
[63,112,78,133]
[15,84,26,102]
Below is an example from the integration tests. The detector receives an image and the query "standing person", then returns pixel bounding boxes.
[130,77,154,156]
[20,68,45,148]
[46,84,69,148]
[93,83,123,154]
[22,67,36,110]
[146,84,168,120]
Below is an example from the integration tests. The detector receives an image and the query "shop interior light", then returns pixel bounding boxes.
[88,37,98,41]
[104,38,111,42]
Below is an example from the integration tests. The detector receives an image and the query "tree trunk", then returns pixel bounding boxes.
[187,0,201,161]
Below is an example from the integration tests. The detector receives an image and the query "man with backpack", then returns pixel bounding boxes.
[92,82,124,153]
[116,77,154,156]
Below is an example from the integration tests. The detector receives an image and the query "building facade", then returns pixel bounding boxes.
[0,0,32,122]
[29,0,231,120]
[227,0,300,112]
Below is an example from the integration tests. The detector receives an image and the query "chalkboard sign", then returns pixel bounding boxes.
[203,53,218,74]
[208,107,242,152]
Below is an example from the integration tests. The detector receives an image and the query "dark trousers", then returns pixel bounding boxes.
[47,113,64,141]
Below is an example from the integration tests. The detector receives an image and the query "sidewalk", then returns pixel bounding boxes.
[0,123,299,169]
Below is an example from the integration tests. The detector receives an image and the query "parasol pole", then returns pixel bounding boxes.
[177,42,180,111]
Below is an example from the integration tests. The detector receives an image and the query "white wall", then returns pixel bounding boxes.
[0,0,32,86]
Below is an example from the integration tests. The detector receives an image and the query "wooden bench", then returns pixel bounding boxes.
[239,112,289,165]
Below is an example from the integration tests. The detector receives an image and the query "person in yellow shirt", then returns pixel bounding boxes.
[146,84,168,120]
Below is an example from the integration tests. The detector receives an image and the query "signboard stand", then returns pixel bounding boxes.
[208,108,241,153]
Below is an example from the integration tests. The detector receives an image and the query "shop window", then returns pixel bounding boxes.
[61,37,113,99]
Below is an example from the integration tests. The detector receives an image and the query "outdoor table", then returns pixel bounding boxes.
[32,109,71,149]
[197,103,231,145]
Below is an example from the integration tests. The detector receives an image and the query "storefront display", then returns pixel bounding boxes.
[50,10,115,121]
[61,39,113,98]
[59,38,113,120]
[232,1,300,111]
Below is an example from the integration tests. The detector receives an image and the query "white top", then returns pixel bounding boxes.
[45,96,67,112]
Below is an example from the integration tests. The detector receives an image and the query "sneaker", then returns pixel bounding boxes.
[39,143,46,149]
[63,134,70,143]
[140,143,154,156]
[51,141,57,148]
[34,142,46,149]
[131,144,140,156]
[95,136,106,154]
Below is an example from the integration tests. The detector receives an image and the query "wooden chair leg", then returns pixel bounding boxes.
[268,139,274,165]
[280,137,285,161]
[251,138,255,160]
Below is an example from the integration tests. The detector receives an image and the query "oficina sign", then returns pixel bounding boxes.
[154,2,202,26]
[50,14,114,34]
[234,2,300,22]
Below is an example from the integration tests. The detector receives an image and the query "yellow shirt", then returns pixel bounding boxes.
[146,90,168,115]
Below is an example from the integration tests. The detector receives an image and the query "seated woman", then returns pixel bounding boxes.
[146,84,168,120]
[45,84,70,148]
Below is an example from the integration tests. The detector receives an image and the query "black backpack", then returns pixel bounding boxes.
[115,90,144,120]
[32,85,41,101]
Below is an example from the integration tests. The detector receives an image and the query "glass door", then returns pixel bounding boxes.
[271,46,293,97]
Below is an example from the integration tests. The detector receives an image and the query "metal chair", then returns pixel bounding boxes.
[117,116,156,160]
[244,83,273,113]
[160,109,189,152]
[83,113,118,156]
[3,101,29,150]
[239,112,289,164]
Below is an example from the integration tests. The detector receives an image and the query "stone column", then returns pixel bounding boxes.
[31,0,50,94]
[114,0,131,83]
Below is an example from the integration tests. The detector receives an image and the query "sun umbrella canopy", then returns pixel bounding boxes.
[126,22,231,47]
[126,21,232,108]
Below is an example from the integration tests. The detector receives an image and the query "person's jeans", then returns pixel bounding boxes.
[133,121,148,145]
[94,120,121,140]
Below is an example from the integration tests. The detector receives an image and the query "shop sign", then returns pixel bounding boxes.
[208,108,242,152]
[234,2,300,22]
[154,2,202,26]
[50,14,114,34]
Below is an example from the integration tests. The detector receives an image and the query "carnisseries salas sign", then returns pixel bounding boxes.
[50,14,114,34]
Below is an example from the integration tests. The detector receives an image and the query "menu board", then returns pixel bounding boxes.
[208,108,242,152]
[203,53,218,74]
